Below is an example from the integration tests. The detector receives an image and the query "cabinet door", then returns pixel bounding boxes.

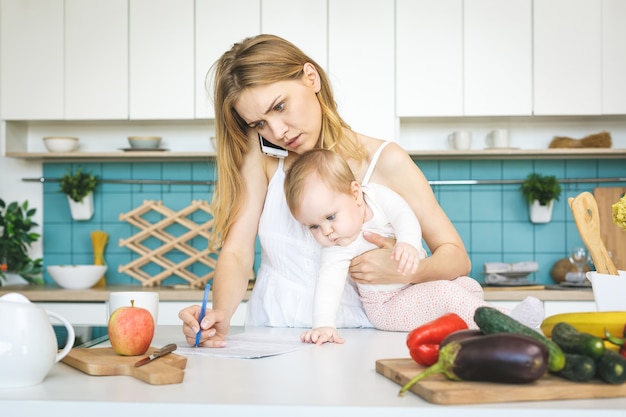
[195,0,260,120]
[464,0,532,116]
[129,0,194,120]
[396,0,463,117]
[0,0,64,120]
[329,0,395,140]
[602,0,626,114]
[65,0,128,120]
[534,0,602,115]
[262,0,327,70]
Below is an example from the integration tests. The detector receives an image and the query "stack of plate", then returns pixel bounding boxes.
[483,262,538,286]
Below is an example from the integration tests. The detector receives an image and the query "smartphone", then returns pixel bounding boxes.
[259,134,288,158]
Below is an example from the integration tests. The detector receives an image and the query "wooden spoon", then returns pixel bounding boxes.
[568,192,619,275]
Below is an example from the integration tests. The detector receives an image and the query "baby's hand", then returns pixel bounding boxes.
[391,242,421,275]
[300,327,345,345]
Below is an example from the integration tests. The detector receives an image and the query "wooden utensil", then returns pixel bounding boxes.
[594,187,626,270]
[568,192,618,275]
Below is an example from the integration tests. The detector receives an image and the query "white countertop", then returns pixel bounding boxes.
[1,326,624,417]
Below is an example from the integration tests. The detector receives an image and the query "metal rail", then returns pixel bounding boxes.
[22,176,626,186]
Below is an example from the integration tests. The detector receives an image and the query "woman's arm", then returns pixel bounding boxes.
[179,133,270,346]
[349,141,471,285]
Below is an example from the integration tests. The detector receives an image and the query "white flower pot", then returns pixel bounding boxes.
[529,200,554,224]
[67,192,94,221]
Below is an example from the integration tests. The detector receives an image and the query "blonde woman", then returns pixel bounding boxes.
[179,34,489,347]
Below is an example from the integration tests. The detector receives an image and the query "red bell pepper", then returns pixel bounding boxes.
[605,324,626,358]
[406,313,469,366]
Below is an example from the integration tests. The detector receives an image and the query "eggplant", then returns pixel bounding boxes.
[399,333,549,396]
[440,329,484,347]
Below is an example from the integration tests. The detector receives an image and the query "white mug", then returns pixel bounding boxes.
[108,291,159,325]
[447,131,472,150]
[486,129,510,148]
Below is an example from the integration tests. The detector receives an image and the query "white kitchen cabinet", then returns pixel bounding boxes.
[65,0,128,120]
[129,0,194,120]
[195,0,261,120]
[396,0,463,117]
[602,0,626,115]
[397,0,531,118]
[464,0,532,116]
[0,0,64,120]
[533,0,602,115]
[261,0,328,70]
[38,301,248,326]
[329,0,395,140]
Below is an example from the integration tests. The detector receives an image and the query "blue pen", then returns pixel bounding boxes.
[195,282,211,347]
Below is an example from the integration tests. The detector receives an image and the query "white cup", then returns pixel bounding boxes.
[447,131,472,150]
[486,129,510,148]
[108,291,159,325]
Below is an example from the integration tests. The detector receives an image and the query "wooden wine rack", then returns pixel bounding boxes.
[118,200,217,288]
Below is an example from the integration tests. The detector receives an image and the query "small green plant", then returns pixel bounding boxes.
[0,199,44,285]
[60,167,98,202]
[521,173,562,206]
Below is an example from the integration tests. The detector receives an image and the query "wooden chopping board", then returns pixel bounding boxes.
[376,358,626,405]
[594,187,626,270]
[62,346,187,385]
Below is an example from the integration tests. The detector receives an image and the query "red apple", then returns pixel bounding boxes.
[107,300,155,356]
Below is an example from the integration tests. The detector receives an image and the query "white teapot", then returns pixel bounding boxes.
[0,292,75,388]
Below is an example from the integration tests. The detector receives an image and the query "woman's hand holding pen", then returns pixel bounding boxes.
[178,305,228,347]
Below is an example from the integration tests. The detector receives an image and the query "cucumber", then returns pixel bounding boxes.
[474,306,566,372]
[596,349,626,384]
[553,353,596,382]
[551,322,605,360]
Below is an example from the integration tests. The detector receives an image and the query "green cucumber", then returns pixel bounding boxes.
[474,306,566,372]
[553,353,596,382]
[596,349,626,384]
[551,322,605,360]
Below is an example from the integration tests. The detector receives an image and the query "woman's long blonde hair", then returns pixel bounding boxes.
[209,34,366,247]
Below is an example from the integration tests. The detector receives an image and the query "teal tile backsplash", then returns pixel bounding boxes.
[42,158,626,287]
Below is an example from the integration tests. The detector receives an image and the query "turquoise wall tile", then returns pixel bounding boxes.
[42,158,626,288]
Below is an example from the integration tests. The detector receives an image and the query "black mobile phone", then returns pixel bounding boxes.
[259,134,288,158]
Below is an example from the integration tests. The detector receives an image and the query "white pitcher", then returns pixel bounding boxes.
[0,293,75,387]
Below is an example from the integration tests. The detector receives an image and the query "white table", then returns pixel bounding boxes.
[1,326,624,417]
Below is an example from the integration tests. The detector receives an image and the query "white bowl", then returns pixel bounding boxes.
[127,136,162,149]
[586,270,626,311]
[47,265,107,290]
[43,137,79,153]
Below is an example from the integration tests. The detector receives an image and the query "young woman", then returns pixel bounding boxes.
[179,34,482,347]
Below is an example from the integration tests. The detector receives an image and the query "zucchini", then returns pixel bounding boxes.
[553,353,596,382]
[551,322,605,360]
[596,349,626,384]
[474,306,566,372]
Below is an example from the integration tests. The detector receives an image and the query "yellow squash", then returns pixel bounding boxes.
[541,311,626,339]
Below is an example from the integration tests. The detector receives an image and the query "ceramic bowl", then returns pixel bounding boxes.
[43,137,79,153]
[47,265,107,289]
[127,136,162,149]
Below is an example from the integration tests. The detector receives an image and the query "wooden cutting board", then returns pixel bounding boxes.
[376,358,626,405]
[594,187,626,270]
[61,346,187,385]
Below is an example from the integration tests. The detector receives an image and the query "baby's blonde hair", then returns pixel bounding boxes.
[208,34,365,247]
[285,149,356,217]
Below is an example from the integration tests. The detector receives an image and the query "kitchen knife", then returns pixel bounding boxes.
[134,343,177,367]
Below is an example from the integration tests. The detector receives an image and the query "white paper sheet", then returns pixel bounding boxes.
[176,332,313,359]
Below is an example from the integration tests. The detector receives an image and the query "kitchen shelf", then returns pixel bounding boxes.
[5,150,216,162]
[405,148,626,160]
[6,148,626,162]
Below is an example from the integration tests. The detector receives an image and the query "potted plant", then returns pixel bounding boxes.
[0,199,44,285]
[521,173,562,223]
[59,167,98,221]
